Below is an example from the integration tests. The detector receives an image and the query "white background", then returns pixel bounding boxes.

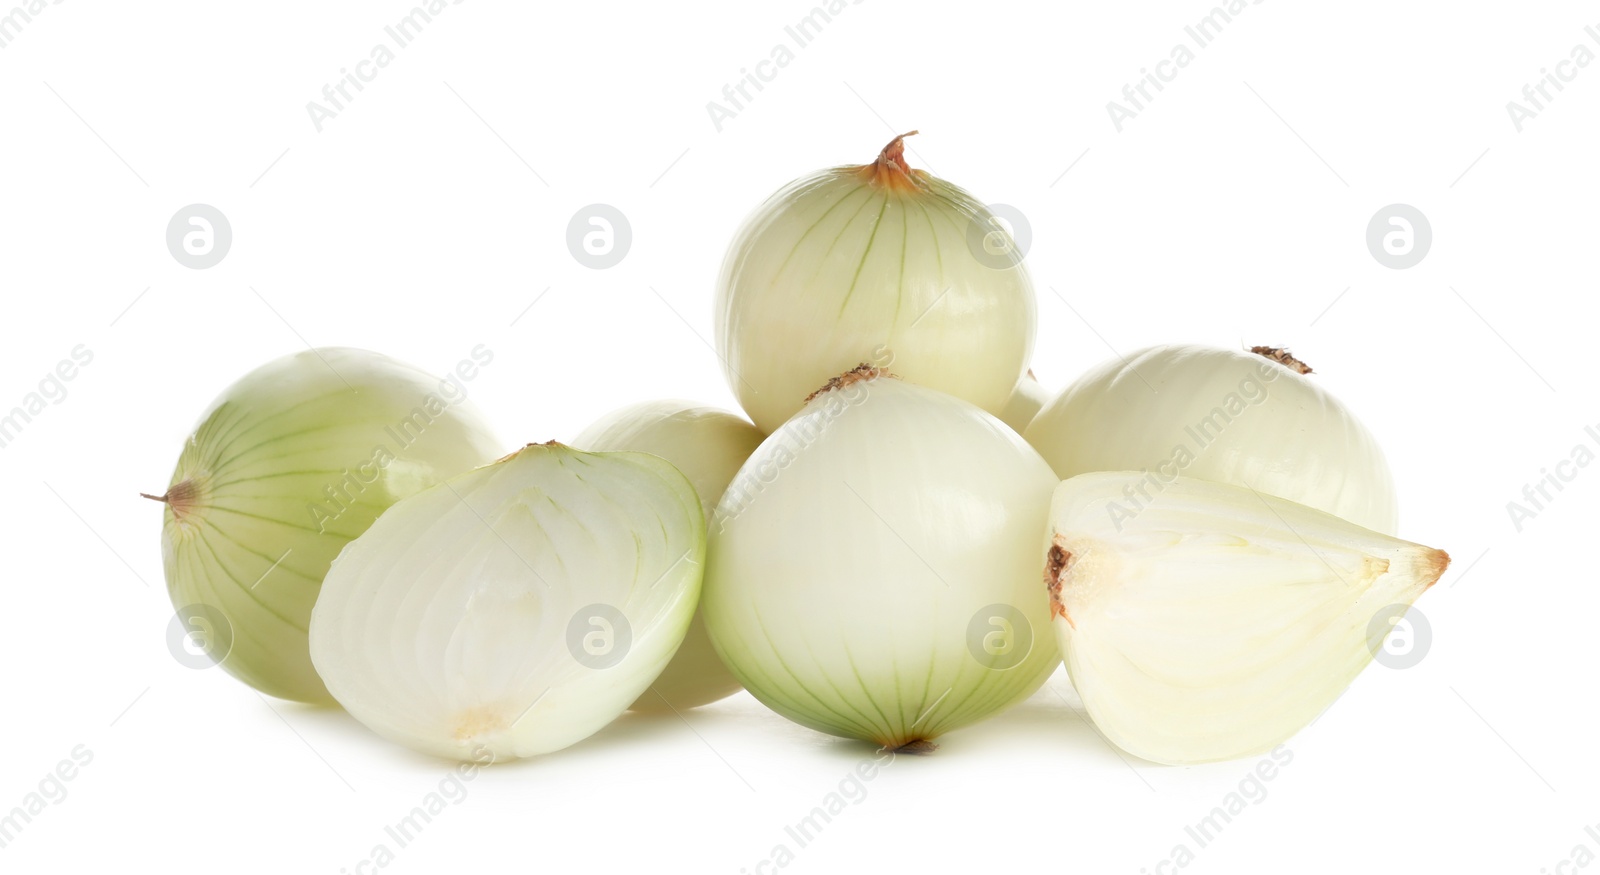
[2,0,1595,872]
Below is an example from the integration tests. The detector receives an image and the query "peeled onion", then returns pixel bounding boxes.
[714,133,1036,433]
[1025,344,1399,534]
[703,368,1059,749]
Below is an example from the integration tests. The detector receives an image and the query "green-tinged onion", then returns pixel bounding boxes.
[703,367,1059,750]
[148,347,502,703]
[1046,472,1448,765]
[1025,344,1399,534]
[572,400,765,711]
[309,442,705,762]
[714,132,1036,433]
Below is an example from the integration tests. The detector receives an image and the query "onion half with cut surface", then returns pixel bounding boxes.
[1046,472,1447,765]
[309,442,705,762]
[572,399,765,712]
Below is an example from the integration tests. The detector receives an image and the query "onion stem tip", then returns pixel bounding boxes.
[804,363,893,404]
[1249,345,1313,375]
[859,131,923,191]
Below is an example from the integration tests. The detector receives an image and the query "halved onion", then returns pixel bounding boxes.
[1047,472,1447,764]
[573,400,765,711]
[309,443,705,762]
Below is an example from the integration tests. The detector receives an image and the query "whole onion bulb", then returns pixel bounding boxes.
[714,133,1036,433]
[1025,344,1399,534]
[702,367,1059,749]
[149,347,502,703]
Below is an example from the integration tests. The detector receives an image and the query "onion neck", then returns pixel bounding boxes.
[1249,345,1313,375]
[854,131,926,193]
[142,477,203,523]
[804,363,892,404]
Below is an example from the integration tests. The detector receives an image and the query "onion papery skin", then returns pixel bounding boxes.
[309,443,705,762]
[573,400,765,711]
[714,135,1036,434]
[702,371,1060,749]
[1024,344,1399,534]
[156,348,503,704]
[1046,472,1447,765]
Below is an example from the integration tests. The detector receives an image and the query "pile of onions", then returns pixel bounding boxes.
[145,135,1446,767]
